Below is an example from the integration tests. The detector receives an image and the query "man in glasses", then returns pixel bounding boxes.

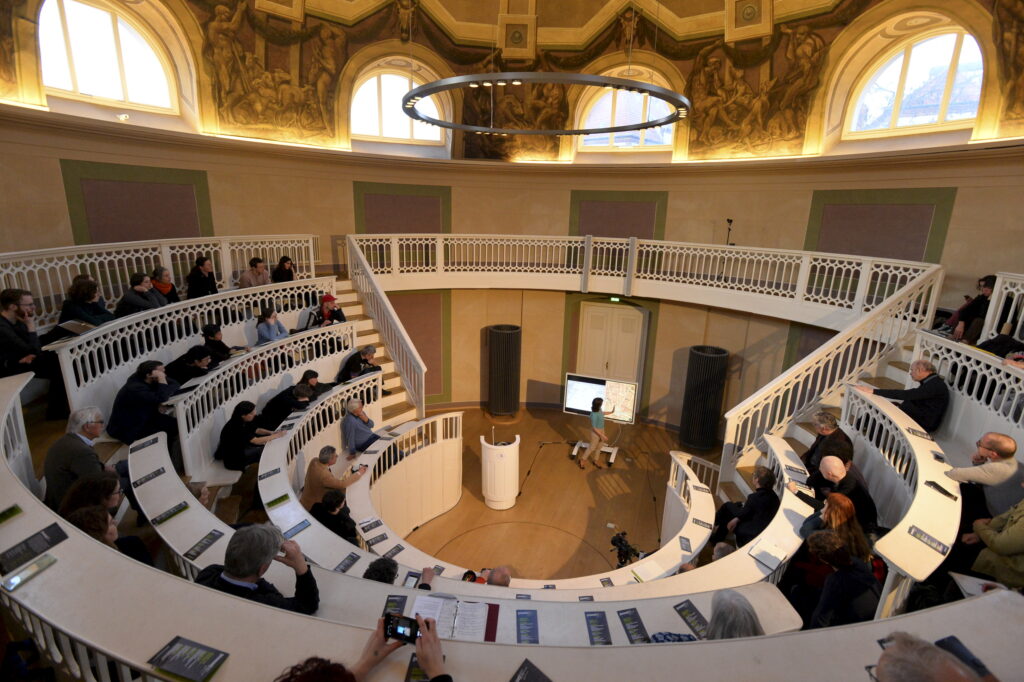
[946,433,1023,527]
[43,407,114,510]
[0,288,69,418]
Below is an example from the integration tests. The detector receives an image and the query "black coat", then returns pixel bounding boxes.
[875,373,949,433]
[186,269,218,298]
[195,564,319,614]
[107,375,179,443]
[734,487,781,546]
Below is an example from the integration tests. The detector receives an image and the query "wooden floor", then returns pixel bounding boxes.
[409,407,708,580]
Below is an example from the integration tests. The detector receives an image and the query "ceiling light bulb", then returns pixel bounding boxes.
[512,79,522,85]
[469,82,479,88]
[496,80,507,86]
[483,81,493,87]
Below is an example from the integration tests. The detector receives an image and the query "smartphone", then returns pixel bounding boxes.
[402,571,421,588]
[384,613,419,644]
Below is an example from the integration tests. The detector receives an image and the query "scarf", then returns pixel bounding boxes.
[152,280,174,296]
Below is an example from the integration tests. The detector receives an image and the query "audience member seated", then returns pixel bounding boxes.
[260,384,313,430]
[298,369,334,398]
[186,256,218,299]
[238,257,271,289]
[873,631,985,682]
[43,407,111,510]
[114,273,165,318]
[961,481,1024,589]
[362,557,437,590]
[272,616,450,682]
[59,277,114,327]
[805,530,880,628]
[150,266,180,304]
[308,293,346,328]
[855,359,949,433]
[802,411,852,475]
[789,455,879,534]
[214,401,285,471]
[802,436,868,500]
[678,541,736,573]
[309,490,358,545]
[164,346,213,386]
[338,345,383,383]
[58,471,123,518]
[486,565,512,587]
[798,493,873,563]
[256,306,289,344]
[107,361,179,446]
[196,524,319,614]
[271,256,295,283]
[945,433,1023,526]
[0,288,68,417]
[66,505,153,566]
[299,446,367,510]
[342,398,380,459]
[202,323,246,369]
[952,275,995,343]
[710,465,780,548]
[706,589,765,640]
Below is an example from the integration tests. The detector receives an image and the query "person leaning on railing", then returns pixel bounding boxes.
[186,256,218,299]
[299,445,367,510]
[854,359,949,434]
[59,276,114,327]
[164,345,213,387]
[214,401,285,471]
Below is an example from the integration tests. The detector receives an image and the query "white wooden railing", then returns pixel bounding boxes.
[840,389,961,618]
[1,374,40,496]
[0,235,318,330]
[174,324,357,480]
[48,277,337,418]
[981,271,1024,342]
[347,236,426,418]
[720,266,944,481]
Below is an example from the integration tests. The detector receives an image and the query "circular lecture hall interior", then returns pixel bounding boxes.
[2,0,1024,680]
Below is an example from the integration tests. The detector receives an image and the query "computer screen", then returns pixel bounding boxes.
[563,373,638,424]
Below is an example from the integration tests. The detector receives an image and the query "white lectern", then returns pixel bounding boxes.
[480,435,520,510]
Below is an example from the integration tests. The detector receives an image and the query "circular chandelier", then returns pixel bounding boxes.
[401,71,690,136]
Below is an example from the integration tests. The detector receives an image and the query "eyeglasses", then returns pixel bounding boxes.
[17,302,35,308]
[976,439,992,451]
[865,664,879,681]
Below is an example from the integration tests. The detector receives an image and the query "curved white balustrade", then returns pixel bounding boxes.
[0,234,317,330]
[45,277,337,417]
[913,330,1024,455]
[172,323,357,482]
[841,389,962,617]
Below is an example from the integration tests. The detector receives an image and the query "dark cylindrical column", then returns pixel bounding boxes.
[679,345,729,450]
[486,324,521,416]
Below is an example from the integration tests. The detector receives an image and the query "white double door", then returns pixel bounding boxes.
[575,301,647,383]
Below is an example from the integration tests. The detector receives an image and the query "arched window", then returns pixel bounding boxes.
[350,58,446,143]
[577,66,675,151]
[38,0,176,111]
[847,30,981,135]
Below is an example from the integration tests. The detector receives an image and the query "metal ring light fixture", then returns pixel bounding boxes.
[401,71,690,136]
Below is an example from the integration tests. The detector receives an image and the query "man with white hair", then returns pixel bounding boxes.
[195,524,319,614]
[43,407,112,510]
[342,398,380,459]
[855,359,949,433]
[788,454,878,533]
[802,410,852,474]
[873,631,983,681]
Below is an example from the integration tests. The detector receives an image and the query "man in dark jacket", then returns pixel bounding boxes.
[789,455,879,534]
[114,273,165,318]
[164,345,213,386]
[0,288,42,377]
[43,407,110,509]
[106,361,179,445]
[309,489,358,545]
[855,359,949,433]
[802,410,852,475]
[259,383,313,429]
[710,465,781,547]
[195,524,319,614]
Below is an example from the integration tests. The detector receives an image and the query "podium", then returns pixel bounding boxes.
[480,435,520,510]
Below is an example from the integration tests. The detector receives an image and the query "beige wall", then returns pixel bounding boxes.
[1,107,1022,312]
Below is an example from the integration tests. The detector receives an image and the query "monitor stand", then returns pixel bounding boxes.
[571,441,619,466]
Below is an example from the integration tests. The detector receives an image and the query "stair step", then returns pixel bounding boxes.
[382,386,408,407]
[863,376,903,391]
[890,360,910,372]
[737,465,757,492]
[382,401,416,424]
[214,495,242,525]
[784,437,808,457]
[382,371,401,388]
[719,481,746,504]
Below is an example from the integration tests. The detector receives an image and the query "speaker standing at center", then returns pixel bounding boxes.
[680,345,729,449]
[486,324,521,416]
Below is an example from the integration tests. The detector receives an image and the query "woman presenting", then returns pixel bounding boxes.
[580,397,615,470]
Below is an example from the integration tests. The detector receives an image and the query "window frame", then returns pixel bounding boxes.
[575,66,676,153]
[39,0,180,115]
[842,28,981,139]
[349,67,448,146]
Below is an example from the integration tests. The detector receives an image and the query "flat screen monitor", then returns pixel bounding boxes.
[563,373,638,425]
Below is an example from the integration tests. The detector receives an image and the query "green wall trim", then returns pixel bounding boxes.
[387,289,452,405]
[782,323,802,371]
[352,181,452,234]
[561,294,660,420]
[803,187,957,264]
[59,159,214,244]
[569,189,668,240]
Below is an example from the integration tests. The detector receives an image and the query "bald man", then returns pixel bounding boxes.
[486,565,512,587]
[946,432,1023,522]
[788,455,878,533]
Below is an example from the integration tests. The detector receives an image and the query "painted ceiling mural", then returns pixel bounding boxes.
[3,0,1022,161]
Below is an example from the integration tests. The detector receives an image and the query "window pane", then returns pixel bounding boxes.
[380,73,411,138]
[852,52,903,131]
[643,97,673,146]
[412,95,441,141]
[39,0,73,91]
[582,91,613,146]
[351,78,380,136]
[118,19,170,108]
[64,0,123,100]
[896,33,956,127]
[946,35,982,121]
[614,91,644,146]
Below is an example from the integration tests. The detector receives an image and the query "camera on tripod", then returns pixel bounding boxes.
[610,531,648,568]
